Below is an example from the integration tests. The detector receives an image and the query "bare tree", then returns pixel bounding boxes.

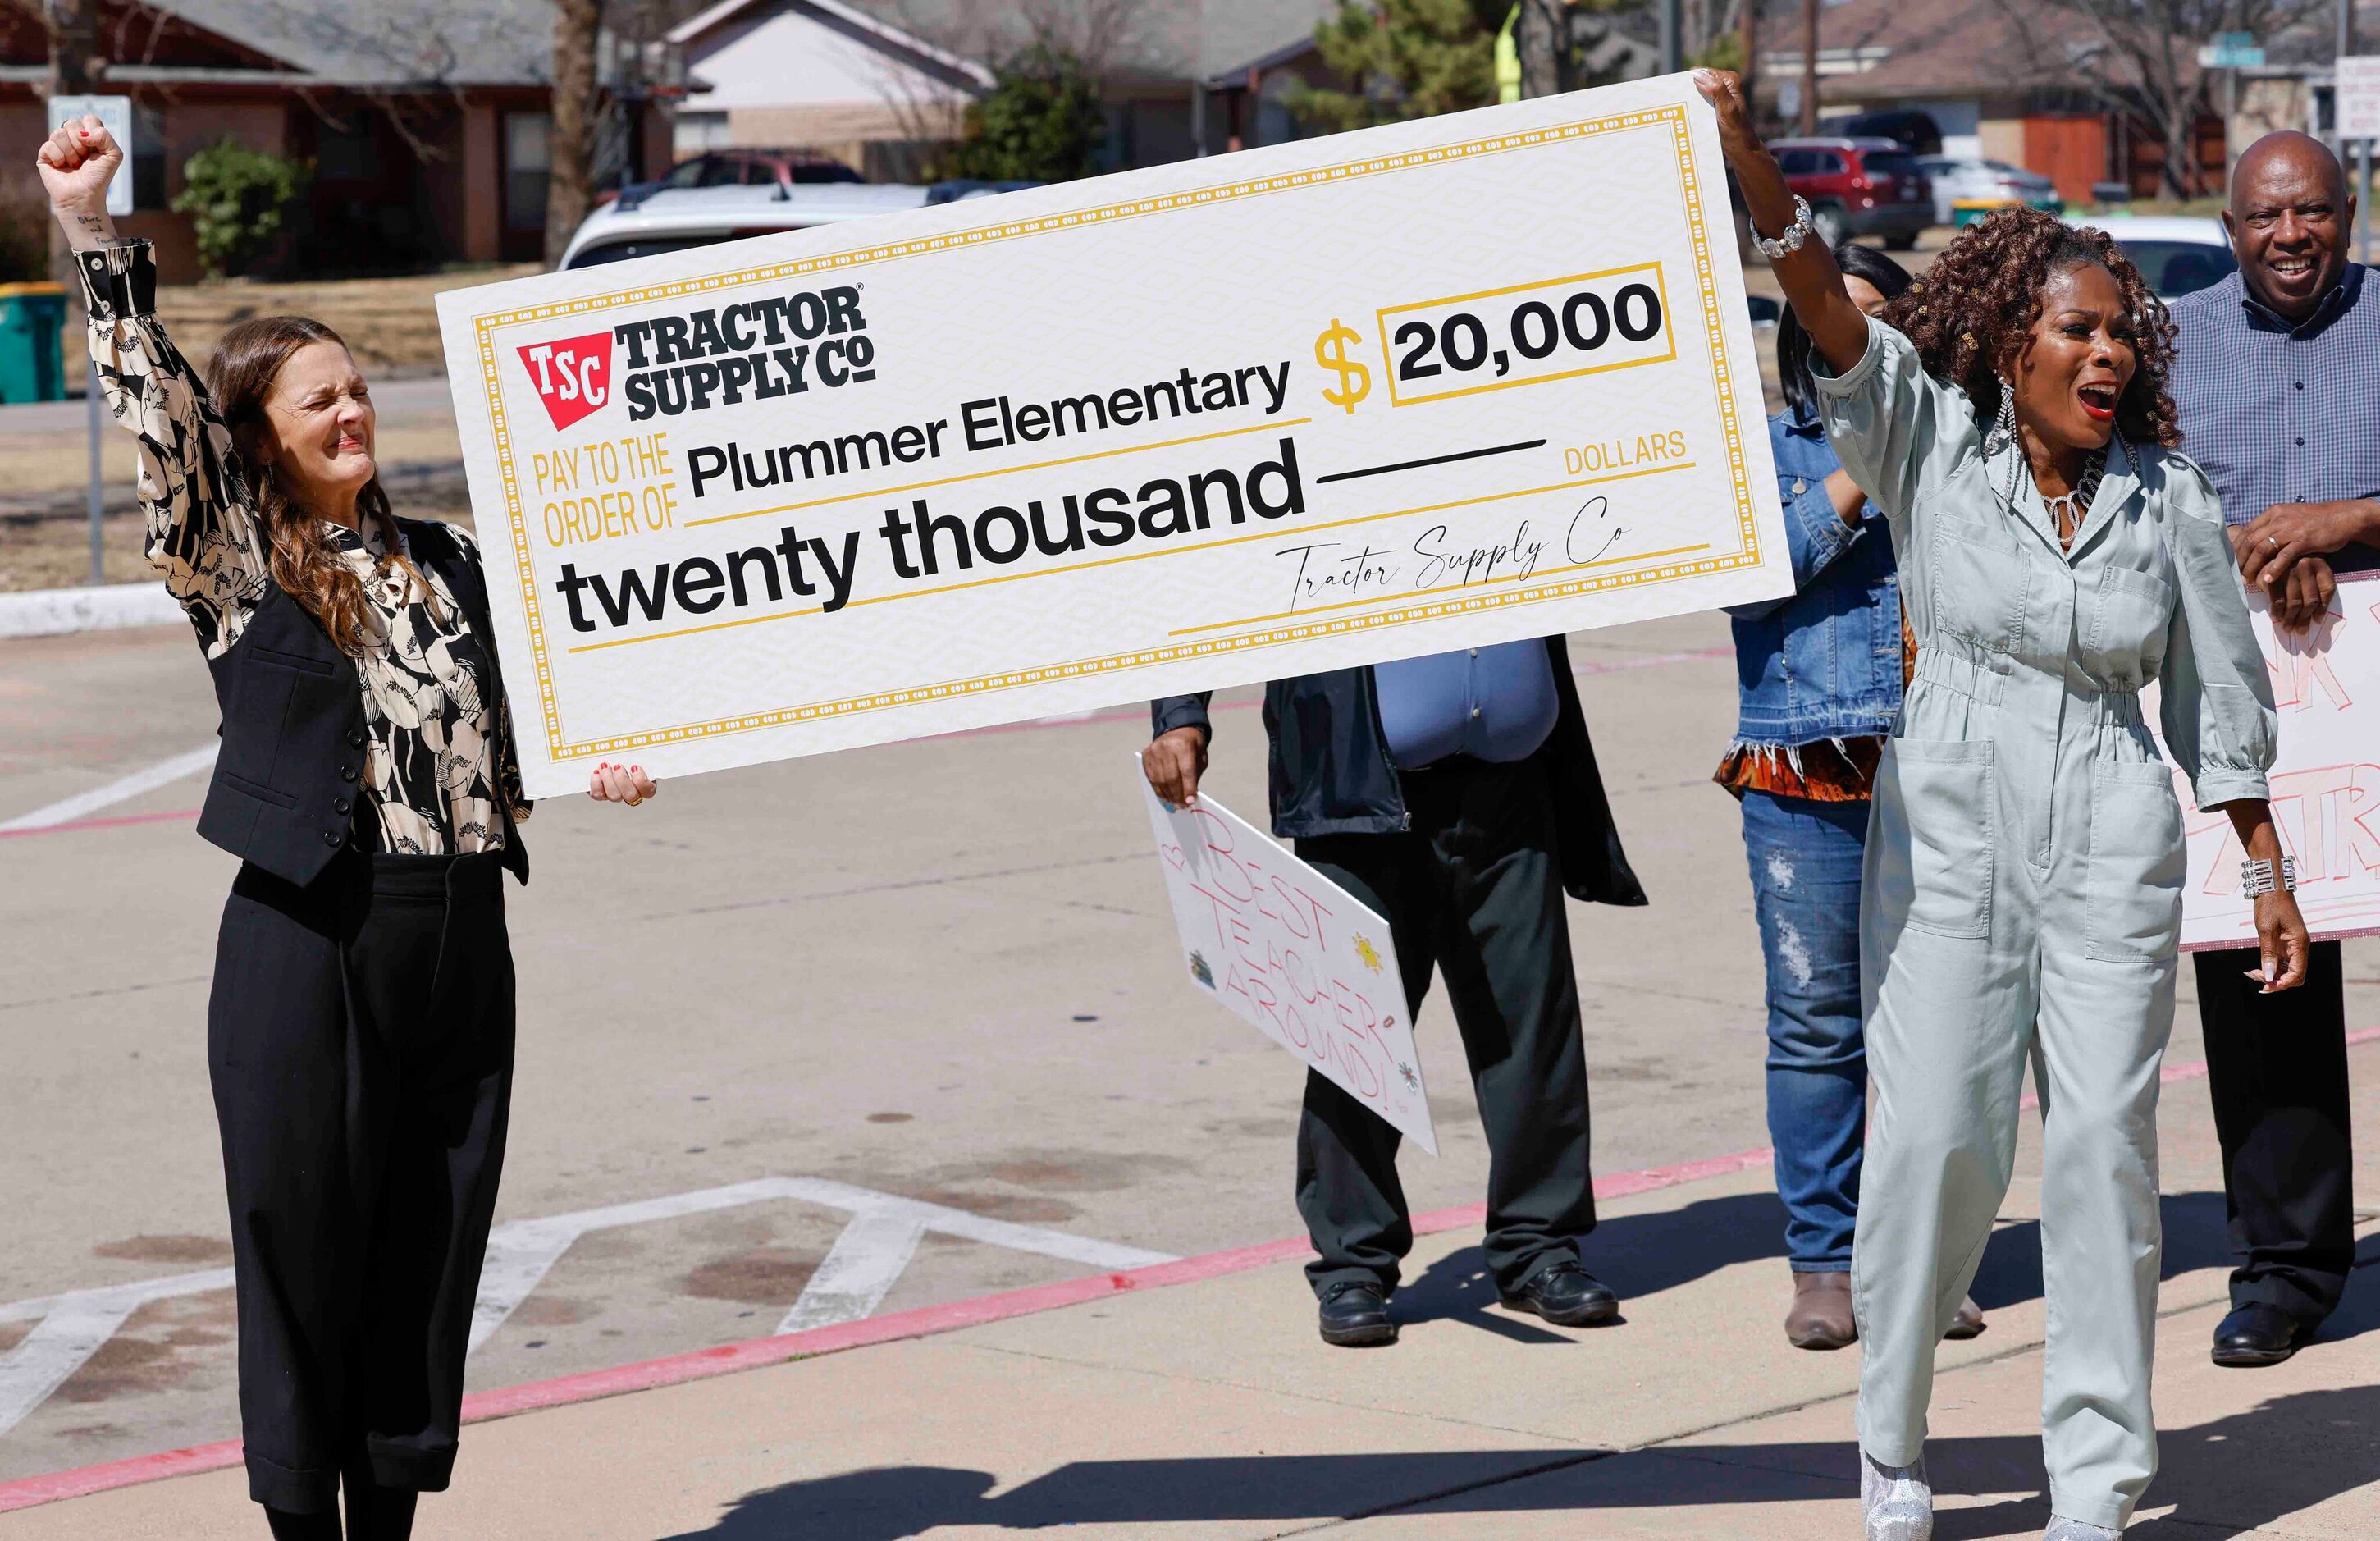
[1516,0,1571,97]
[2019,0,2325,196]
[546,0,600,267]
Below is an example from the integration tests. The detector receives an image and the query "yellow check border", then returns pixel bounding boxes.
[469,102,1759,763]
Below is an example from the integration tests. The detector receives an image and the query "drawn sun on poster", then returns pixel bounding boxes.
[1354,935,1385,973]
[1188,950,1215,989]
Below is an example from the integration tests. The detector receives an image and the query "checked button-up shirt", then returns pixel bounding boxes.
[2168,263,2380,571]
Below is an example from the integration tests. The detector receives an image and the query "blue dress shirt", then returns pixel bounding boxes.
[1373,640,1560,769]
[2170,264,2380,571]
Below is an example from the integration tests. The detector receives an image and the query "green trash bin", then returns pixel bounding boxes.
[0,281,68,405]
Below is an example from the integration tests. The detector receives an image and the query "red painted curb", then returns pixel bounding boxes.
[7,1028,2373,1515]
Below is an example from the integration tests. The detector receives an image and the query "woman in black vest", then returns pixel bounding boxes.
[43,117,655,1540]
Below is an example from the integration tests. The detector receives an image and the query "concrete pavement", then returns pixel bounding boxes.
[4,601,2376,1535]
[7,1081,2378,1539]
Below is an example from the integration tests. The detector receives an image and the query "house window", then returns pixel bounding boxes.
[505,112,551,235]
[674,111,731,156]
[1256,71,1306,147]
[131,102,167,209]
[317,116,379,183]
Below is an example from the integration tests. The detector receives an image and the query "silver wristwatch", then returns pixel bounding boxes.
[2241,855,2298,899]
[1756,195,1816,260]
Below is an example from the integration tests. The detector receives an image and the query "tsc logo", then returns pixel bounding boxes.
[518,332,614,432]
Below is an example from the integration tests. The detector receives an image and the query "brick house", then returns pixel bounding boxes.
[1,0,670,281]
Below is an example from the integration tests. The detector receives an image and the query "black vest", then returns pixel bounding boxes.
[198,519,530,888]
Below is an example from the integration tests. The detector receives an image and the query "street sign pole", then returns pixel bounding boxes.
[86,366,102,583]
[2339,57,2380,262]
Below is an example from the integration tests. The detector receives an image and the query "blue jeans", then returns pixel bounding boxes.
[1739,789,1869,1270]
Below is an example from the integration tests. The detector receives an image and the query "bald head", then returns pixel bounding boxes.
[2226,130,2354,320]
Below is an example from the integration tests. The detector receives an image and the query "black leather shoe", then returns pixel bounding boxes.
[1317,1280,1397,1347]
[2212,1302,2309,1367]
[1500,1261,1620,1327]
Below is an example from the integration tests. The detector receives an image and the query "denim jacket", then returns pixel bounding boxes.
[1724,405,1903,747]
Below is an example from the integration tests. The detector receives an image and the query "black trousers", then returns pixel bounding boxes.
[2194,940,2355,1323]
[1293,754,1595,1297]
[209,850,516,1513]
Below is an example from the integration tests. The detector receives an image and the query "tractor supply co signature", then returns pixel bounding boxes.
[1276,496,1627,611]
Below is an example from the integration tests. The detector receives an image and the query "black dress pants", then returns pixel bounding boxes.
[2194,940,2354,1323]
[1293,754,1596,1297]
[208,850,516,1514]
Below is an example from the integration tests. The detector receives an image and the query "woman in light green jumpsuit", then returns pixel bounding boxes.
[1697,73,2314,1540]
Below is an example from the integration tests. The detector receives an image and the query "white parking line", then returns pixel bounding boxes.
[0,1178,1174,1441]
[778,1209,929,1334]
[0,745,217,832]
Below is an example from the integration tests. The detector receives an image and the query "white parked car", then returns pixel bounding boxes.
[1913,156,2061,226]
[2069,214,2238,300]
[557,181,1019,271]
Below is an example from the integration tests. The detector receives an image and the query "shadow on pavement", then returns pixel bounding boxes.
[656,1382,2380,1538]
[1967,1190,2234,1313]
[1310,1187,2256,1345]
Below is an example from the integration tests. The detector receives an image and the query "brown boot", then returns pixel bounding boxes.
[1784,1269,1856,1350]
[1944,1294,1986,1340]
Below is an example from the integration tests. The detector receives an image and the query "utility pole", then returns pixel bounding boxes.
[1799,0,1818,135]
[1661,0,1685,75]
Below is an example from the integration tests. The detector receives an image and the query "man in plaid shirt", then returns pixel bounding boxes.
[2168,130,2380,1370]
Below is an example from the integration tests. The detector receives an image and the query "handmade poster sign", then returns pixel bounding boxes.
[437,72,1785,796]
[2145,571,2380,950]
[1137,766,1435,1154]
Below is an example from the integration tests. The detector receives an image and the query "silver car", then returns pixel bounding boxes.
[1915,156,2062,226]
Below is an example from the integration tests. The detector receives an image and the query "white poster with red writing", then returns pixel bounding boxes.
[1138,766,1437,1154]
[2147,569,2380,952]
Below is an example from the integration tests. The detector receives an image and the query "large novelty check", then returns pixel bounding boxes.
[437,73,1787,797]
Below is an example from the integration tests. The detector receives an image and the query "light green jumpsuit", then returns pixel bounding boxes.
[1812,319,2277,1530]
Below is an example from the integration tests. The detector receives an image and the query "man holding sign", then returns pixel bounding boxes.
[2170,130,2380,1369]
[1147,641,1643,1347]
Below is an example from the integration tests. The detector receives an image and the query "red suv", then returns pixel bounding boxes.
[1767,137,1933,250]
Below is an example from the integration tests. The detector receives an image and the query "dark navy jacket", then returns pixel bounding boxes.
[1151,635,1646,907]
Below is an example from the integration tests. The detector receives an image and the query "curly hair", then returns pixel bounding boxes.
[1878,206,2181,448]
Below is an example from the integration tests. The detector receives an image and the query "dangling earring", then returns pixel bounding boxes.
[1991,377,2016,448]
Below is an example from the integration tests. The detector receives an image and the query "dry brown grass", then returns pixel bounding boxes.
[59,263,537,380]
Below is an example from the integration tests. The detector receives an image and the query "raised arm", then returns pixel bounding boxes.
[39,115,269,658]
[1693,71,1871,377]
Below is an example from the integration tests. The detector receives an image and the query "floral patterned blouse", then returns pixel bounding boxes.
[80,239,529,856]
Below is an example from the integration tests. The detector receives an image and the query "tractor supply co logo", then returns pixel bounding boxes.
[515,282,878,433]
[518,332,613,432]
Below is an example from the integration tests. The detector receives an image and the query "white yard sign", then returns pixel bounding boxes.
[1138,770,1436,1155]
[2337,57,2380,143]
[437,73,1785,796]
[47,96,132,216]
[2148,572,2380,951]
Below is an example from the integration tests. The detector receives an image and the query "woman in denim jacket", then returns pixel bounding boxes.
[1718,244,1980,1351]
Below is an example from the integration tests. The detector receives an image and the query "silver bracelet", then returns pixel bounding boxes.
[1756,195,1815,260]
[2241,856,2297,898]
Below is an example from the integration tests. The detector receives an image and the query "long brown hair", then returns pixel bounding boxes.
[208,315,431,654]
